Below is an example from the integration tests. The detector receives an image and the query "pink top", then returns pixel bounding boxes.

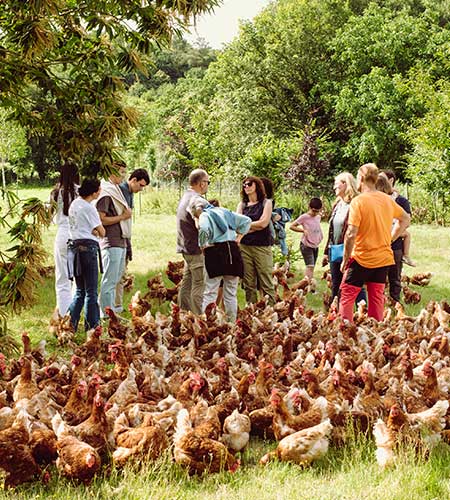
[295,213,323,248]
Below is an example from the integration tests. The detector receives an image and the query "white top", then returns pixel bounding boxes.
[53,187,79,228]
[68,197,102,241]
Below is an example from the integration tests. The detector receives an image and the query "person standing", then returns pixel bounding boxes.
[339,164,410,322]
[237,176,276,305]
[95,162,132,318]
[176,168,209,314]
[189,197,251,322]
[50,161,79,316]
[114,168,150,312]
[322,172,366,304]
[376,173,411,304]
[67,179,105,332]
[290,197,323,282]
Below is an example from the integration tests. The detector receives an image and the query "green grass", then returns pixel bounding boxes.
[1,186,450,499]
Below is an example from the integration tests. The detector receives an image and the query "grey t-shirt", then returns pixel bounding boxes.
[332,200,350,245]
[96,196,126,249]
[176,189,202,255]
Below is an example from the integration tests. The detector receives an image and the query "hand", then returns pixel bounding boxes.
[121,208,132,220]
[322,255,329,267]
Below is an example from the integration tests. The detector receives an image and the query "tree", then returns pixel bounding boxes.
[0,0,221,178]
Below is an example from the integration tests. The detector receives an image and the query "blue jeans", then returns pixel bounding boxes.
[69,246,100,331]
[100,247,126,317]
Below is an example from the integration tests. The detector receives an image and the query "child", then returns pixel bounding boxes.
[290,197,323,281]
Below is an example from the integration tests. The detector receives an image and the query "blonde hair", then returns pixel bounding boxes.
[359,163,379,185]
[334,171,359,203]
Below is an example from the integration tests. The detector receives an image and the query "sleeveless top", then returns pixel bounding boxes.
[240,200,273,247]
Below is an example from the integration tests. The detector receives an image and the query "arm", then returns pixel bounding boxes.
[289,221,305,233]
[249,199,273,231]
[391,209,410,243]
[236,201,243,215]
[340,224,359,273]
[92,224,106,238]
[98,208,132,226]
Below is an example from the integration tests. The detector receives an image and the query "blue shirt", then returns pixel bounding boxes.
[198,207,251,248]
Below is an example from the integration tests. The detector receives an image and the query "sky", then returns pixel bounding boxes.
[186,0,272,49]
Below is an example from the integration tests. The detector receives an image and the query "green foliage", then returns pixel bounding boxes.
[0,0,220,178]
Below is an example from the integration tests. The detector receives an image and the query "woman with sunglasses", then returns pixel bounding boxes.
[237,176,276,304]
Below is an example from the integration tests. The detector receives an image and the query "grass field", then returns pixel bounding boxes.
[1,186,450,499]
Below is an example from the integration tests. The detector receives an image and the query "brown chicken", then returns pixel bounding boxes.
[0,409,42,487]
[270,389,328,440]
[113,412,169,467]
[13,356,39,402]
[260,419,333,466]
[104,307,130,340]
[52,413,101,484]
[173,409,240,475]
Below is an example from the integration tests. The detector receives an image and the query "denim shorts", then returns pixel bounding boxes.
[300,242,318,267]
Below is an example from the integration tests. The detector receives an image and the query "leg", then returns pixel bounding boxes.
[366,282,386,321]
[188,253,205,315]
[178,254,193,311]
[202,275,222,312]
[115,256,130,311]
[387,248,403,302]
[339,259,366,322]
[403,230,411,257]
[240,244,258,304]
[253,246,276,305]
[329,259,343,301]
[221,275,239,322]
[99,247,126,317]
[82,247,100,331]
[54,230,73,316]
[68,274,86,332]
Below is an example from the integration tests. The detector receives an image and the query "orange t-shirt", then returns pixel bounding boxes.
[348,191,404,268]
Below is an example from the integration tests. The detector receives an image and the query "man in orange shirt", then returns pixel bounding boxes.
[339,163,410,321]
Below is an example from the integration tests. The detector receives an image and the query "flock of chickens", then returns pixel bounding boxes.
[0,261,448,489]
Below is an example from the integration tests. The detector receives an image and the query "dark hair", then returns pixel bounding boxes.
[309,197,322,210]
[51,160,79,216]
[241,176,266,203]
[376,175,392,195]
[260,177,274,200]
[79,179,100,198]
[208,198,220,207]
[382,169,396,184]
[129,168,150,185]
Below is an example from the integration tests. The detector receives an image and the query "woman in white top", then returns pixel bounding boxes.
[50,161,79,316]
[67,179,105,332]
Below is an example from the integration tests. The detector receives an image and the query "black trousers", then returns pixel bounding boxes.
[387,248,403,302]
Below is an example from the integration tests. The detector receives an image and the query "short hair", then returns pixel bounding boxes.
[188,195,208,218]
[208,198,220,207]
[129,168,150,185]
[260,177,274,200]
[79,178,100,198]
[241,176,266,203]
[309,197,322,210]
[334,172,359,203]
[382,169,396,185]
[359,163,378,185]
[376,175,392,195]
[189,169,208,186]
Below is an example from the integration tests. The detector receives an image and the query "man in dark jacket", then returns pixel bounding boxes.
[176,168,209,314]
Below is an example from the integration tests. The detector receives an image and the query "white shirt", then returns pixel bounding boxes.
[68,197,101,241]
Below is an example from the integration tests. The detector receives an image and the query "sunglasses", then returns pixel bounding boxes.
[202,180,210,185]
[243,181,254,188]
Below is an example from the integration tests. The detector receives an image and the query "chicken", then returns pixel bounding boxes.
[0,409,42,487]
[165,260,184,285]
[173,409,240,475]
[270,389,328,440]
[373,419,395,468]
[52,413,101,484]
[104,306,130,340]
[108,366,139,408]
[221,409,251,453]
[112,412,169,467]
[49,310,75,345]
[13,356,39,402]
[403,286,421,305]
[71,392,109,454]
[260,419,333,466]
[30,419,58,466]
